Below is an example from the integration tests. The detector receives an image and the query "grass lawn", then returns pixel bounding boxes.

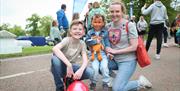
[0,46,53,59]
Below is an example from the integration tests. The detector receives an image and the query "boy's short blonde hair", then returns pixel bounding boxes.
[67,20,84,36]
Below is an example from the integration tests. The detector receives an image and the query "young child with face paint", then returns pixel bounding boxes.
[85,14,112,91]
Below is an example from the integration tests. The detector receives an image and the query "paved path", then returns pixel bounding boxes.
[0,39,180,91]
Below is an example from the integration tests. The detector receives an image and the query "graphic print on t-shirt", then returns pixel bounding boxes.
[108,28,121,45]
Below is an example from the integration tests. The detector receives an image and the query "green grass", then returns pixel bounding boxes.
[0,46,53,59]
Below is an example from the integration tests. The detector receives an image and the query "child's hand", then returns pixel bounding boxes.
[96,36,102,43]
[96,38,101,43]
[107,53,114,60]
[66,64,74,78]
[73,69,83,80]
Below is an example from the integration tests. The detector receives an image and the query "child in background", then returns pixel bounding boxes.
[137,16,148,41]
[51,20,94,91]
[72,12,80,21]
[85,14,111,91]
[176,20,180,47]
[50,20,62,45]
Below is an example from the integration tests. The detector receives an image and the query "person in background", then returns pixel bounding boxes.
[51,20,94,91]
[162,20,170,47]
[72,12,80,21]
[84,2,93,31]
[141,0,168,60]
[106,2,152,91]
[88,2,106,30]
[56,4,69,38]
[50,20,62,45]
[137,16,148,41]
[171,14,180,47]
[175,14,180,47]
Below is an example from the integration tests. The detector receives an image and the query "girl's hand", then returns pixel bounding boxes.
[73,69,83,80]
[66,64,74,78]
[106,47,117,54]
[107,53,114,60]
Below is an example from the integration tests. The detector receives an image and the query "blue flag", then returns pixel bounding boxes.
[73,0,88,13]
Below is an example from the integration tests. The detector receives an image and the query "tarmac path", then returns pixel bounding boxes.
[0,39,180,91]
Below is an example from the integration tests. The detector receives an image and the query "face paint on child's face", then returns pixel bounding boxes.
[70,24,84,39]
[92,17,104,31]
[109,4,123,22]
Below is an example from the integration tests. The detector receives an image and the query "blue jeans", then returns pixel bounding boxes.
[112,60,139,91]
[51,55,94,91]
[90,52,110,84]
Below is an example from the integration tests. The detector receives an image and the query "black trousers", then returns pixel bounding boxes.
[146,23,164,54]
[163,27,168,43]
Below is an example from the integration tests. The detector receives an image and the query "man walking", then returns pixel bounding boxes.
[57,4,69,38]
[141,0,168,60]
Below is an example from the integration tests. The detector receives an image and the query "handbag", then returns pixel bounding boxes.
[126,22,151,68]
[136,37,151,67]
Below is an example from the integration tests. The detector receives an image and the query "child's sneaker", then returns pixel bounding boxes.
[90,83,96,91]
[107,77,113,87]
[102,84,109,91]
[138,75,152,88]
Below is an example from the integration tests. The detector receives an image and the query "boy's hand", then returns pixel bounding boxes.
[66,64,74,78]
[73,69,83,80]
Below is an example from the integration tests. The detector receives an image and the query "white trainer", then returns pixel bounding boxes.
[162,43,169,47]
[107,77,114,87]
[155,54,160,60]
[138,75,152,88]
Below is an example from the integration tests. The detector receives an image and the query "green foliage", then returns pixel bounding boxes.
[9,25,26,36]
[0,23,11,31]
[0,46,53,59]
[26,13,41,36]
[0,24,25,36]
[122,0,178,24]
[39,16,53,36]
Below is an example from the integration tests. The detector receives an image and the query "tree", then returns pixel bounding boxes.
[39,16,53,36]
[171,0,180,11]
[122,0,178,23]
[26,14,41,36]
[9,25,25,36]
[0,23,11,31]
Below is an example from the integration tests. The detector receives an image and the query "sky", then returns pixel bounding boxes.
[0,0,100,29]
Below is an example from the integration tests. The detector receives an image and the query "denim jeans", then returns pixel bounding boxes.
[90,51,110,84]
[112,59,139,91]
[51,55,94,91]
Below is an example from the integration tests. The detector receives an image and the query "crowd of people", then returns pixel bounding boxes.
[49,0,180,91]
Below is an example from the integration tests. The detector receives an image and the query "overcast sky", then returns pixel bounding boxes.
[0,0,63,29]
[0,0,100,29]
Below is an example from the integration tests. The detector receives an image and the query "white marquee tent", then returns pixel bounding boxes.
[0,30,22,54]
